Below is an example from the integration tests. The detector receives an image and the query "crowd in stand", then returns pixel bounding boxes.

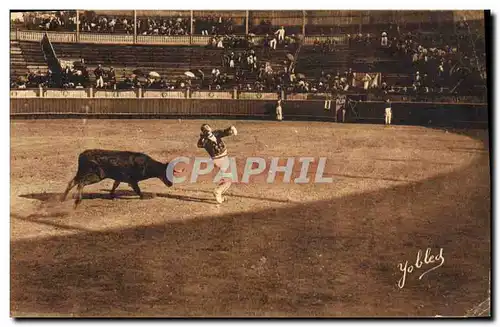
[379,24,483,94]
[12,11,77,32]
[11,70,51,89]
[11,13,485,96]
[79,15,134,34]
[206,35,255,49]
[194,16,242,35]
[205,29,299,51]
[138,16,190,36]
[312,37,341,53]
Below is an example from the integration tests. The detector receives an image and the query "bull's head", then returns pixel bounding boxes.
[160,162,184,187]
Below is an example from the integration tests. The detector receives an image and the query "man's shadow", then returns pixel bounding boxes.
[19,190,211,204]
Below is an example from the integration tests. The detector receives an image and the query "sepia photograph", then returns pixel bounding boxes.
[9,7,491,318]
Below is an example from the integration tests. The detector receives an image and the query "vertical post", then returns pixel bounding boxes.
[133,10,137,44]
[190,10,194,35]
[359,11,363,34]
[245,10,249,35]
[302,10,306,36]
[76,10,80,42]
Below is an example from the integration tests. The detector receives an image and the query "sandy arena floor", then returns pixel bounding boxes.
[10,119,491,317]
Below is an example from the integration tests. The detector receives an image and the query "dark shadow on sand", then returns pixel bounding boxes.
[20,190,211,204]
[11,213,93,233]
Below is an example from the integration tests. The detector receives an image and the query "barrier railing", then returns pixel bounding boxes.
[17,30,77,43]
[136,35,191,45]
[303,35,348,45]
[11,30,351,47]
[16,30,45,42]
[79,33,134,44]
[190,35,211,46]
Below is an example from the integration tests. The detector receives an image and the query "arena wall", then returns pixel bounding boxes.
[10,98,488,128]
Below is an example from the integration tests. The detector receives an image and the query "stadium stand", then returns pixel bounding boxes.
[10,40,48,88]
[11,41,288,90]
[9,10,487,97]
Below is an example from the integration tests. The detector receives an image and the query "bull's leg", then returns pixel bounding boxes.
[61,176,77,201]
[129,182,144,199]
[74,184,85,209]
[110,180,121,198]
[73,173,103,209]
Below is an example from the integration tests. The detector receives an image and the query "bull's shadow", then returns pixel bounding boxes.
[19,190,210,204]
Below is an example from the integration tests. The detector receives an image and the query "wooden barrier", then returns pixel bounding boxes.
[94,90,138,98]
[79,33,134,44]
[191,91,233,99]
[10,89,39,98]
[303,35,347,45]
[10,30,350,46]
[189,36,211,46]
[136,35,191,45]
[17,30,76,43]
[10,98,488,128]
[43,89,89,98]
[142,90,186,98]
[239,92,279,100]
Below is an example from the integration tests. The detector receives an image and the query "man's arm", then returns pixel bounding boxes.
[213,126,237,138]
[197,134,205,148]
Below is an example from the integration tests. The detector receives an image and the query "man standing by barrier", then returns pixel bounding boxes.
[276,97,283,121]
[335,94,347,123]
[385,99,392,125]
[94,64,104,89]
[197,124,238,204]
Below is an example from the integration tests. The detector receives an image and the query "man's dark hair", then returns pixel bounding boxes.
[201,124,211,134]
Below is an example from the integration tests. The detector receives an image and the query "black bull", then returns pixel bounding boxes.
[61,149,175,208]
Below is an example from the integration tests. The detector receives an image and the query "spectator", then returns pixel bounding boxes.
[217,37,224,48]
[362,73,372,91]
[275,26,286,44]
[414,71,421,87]
[211,68,220,79]
[263,34,271,49]
[265,62,273,75]
[384,99,392,125]
[347,68,355,88]
[276,97,283,121]
[107,66,116,89]
[381,32,388,47]
[269,35,277,50]
[94,64,104,89]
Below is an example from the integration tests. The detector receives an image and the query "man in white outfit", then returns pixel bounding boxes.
[275,26,285,43]
[276,98,283,121]
[269,36,277,50]
[385,99,392,125]
[381,32,388,47]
